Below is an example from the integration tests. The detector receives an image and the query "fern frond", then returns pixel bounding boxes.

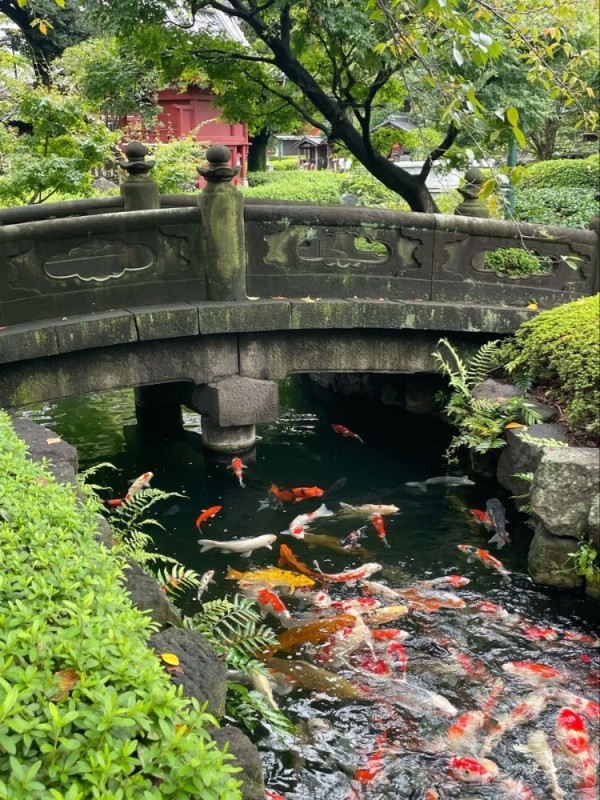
[225,683,295,737]
[154,565,202,597]
[466,339,501,387]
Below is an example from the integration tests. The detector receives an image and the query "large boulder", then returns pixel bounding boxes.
[121,559,182,630]
[497,424,570,500]
[211,725,265,800]
[531,448,600,539]
[528,523,583,589]
[149,626,227,718]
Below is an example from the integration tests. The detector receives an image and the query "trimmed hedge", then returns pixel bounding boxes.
[499,295,600,436]
[0,412,242,799]
[243,171,345,203]
[514,187,597,229]
[518,154,599,190]
[483,247,552,277]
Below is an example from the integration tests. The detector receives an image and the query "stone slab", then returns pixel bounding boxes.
[196,300,291,334]
[11,416,78,480]
[54,310,137,354]
[528,523,583,589]
[0,321,59,364]
[130,303,199,340]
[193,375,279,426]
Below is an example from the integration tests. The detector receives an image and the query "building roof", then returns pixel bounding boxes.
[296,136,327,147]
[371,114,418,132]
[273,134,305,142]
[167,3,249,46]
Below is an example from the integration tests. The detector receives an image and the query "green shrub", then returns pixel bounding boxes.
[150,133,207,194]
[339,169,408,209]
[0,412,242,799]
[483,247,552,277]
[246,171,283,188]
[243,171,345,203]
[268,156,298,171]
[514,187,597,229]
[518,154,599,190]
[499,295,600,436]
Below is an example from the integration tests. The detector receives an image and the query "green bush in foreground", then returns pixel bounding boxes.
[499,295,600,436]
[483,247,552,277]
[0,412,242,800]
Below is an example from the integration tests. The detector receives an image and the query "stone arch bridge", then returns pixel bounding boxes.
[0,145,597,450]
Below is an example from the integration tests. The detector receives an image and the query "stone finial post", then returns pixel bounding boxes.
[118,141,160,211]
[197,145,247,301]
[454,167,490,218]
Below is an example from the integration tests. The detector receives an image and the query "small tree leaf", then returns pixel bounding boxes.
[160,652,180,666]
[506,107,519,127]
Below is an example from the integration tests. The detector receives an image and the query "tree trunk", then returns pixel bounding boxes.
[247,127,270,172]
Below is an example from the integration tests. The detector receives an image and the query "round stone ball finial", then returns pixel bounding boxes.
[119,141,156,176]
[198,145,240,183]
[455,166,490,218]
[460,167,486,199]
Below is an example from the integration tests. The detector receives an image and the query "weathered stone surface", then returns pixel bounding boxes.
[11,416,78,482]
[211,725,265,800]
[0,322,59,364]
[200,418,257,453]
[196,300,291,334]
[55,311,137,354]
[528,523,583,589]
[121,559,182,630]
[192,375,279,427]
[149,627,226,718]
[472,379,521,402]
[497,424,570,499]
[530,448,600,538]
[131,303,199,340]
[585,572,600,600]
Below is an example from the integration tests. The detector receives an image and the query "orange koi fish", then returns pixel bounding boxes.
[312,560,382,584]
[104,498,125,508]
[370,628,410,643]
[229,457,246,488]
[468,508,493,527]
[520,625,560,641]
[457,544,511,582]
[226,565,315,591]
[275,614,357,654]
[270,483,324,503]
[195,505,222,529]
[448,756,498,785]
[278,544,321,580]
[370,514,390,548]
[331,423,364,444]
[502,660,567,686]
[125,471,153,502]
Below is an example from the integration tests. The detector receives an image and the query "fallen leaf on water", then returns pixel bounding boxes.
[48,669,80,701]
[160,652,180,666]
[46,437,61,444]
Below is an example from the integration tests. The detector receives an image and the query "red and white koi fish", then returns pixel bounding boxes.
[447,710,485,753]
[370,628,410,643]
[457,544,511,582]
[555,706,598,791]
[264,790,289,800]
[520,625,560,642]
[125,471,153,502]
[196,569,215,601]
[282,503,334,539]
[552,690,600,725]
[500,777,539,799]
[418,575,470,589]
[330,597,381,614]
[229,457,246,488]
[255,587,293,626]
[386,642,407,675]
[562,630,600,648]
[446,647,489,683]
[361,579,403,602]
[468,508,493,527]
[195,505,222,529]
[471,600,521,625]
[514,731,565,800]
[341,525,368,549]
[502,660,567,686]
[319,615,374,666]
[481,691,551,754]
[447,756,498,784]
[312,560,382,584]
[332,423,364,444]
[370,514,390,548]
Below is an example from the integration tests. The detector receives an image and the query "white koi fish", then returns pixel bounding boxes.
[125,471,153,502]
[196,569,216,601]
[312,561,382,584]
[338,501,399,517]
[197,533,277,556]
[282,503,334,539]
[515,731,565,800]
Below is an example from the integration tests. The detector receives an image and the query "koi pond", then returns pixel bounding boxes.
[17,377,599,800]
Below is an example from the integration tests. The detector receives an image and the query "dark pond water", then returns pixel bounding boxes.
[17,378,599,800]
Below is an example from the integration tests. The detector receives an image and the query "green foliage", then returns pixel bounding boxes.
[515,431,569,448]
[184,596,293,736]
[339,169,409,209]
[514,187,597,229]
[0,411,242,798]
[499,295,600,436]
[0,87,115,205]
[433,338,542,462]
[269,157,299,171]
[243,171,345,204]
[483,248,553,277]
[149,134,207,194]
[518,154,600,190]
[568,537,600,582]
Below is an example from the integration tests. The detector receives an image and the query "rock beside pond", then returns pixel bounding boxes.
[149,626,226,718]
[122,559,182,630]
[531,448,600,539]
[528,523,583,589]
[497,423,569,501]
[211,725,265,800]
[11,416,78,483]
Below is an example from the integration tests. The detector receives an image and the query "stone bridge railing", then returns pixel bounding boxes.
[0,143,597,331]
